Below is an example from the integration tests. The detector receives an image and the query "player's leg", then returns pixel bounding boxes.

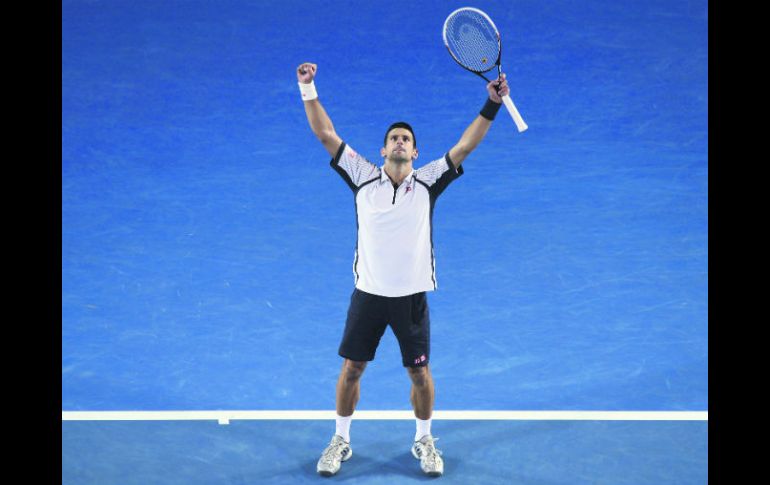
[336,359,367,420]
[317,359,367,477]
[318,289,387,477]
[389,292,444,477]
[407,364,434,422]
[336,288,388,427]
[407,364,443,477]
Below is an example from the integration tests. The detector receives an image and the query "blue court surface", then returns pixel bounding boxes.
[62,419,707,485]
[62,0,708,483]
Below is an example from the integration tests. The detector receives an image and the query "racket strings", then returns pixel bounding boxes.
[444,11,500,73]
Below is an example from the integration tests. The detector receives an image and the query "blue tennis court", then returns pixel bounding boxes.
[62,0,708,483]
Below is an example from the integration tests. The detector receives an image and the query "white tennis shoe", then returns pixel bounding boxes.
[317,434,352,477]
[411,434,444,477]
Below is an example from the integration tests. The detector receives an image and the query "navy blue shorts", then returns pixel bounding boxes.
[338,288,431,367]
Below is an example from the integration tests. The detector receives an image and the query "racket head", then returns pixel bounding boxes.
[442,7,501,75]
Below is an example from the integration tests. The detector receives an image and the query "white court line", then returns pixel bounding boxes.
[62,410,707,423]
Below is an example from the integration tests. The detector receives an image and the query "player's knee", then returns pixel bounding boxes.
[407,365,431,387]
[342,359,367,381]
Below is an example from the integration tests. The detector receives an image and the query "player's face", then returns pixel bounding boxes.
[381,128,417,164]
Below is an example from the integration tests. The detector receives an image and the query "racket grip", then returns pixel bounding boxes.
[501,94,528,132]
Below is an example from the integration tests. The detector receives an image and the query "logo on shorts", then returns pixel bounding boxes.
[414,354,427,365]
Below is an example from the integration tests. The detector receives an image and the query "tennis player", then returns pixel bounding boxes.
[297,62,509,478]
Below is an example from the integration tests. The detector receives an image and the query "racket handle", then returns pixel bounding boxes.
[501,94,528,132]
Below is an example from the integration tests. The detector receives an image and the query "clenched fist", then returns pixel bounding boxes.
[297,62,317,84]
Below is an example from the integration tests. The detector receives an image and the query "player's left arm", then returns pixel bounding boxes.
[447,74,509,169]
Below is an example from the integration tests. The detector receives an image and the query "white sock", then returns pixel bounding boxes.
[415,417,432,441]
[336,414,352,443]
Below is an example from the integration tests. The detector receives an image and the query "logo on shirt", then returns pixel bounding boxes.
[405,185,412,193]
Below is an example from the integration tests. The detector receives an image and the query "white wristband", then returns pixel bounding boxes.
[298,81,318,101]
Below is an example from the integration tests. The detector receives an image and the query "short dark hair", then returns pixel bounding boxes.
[383,121,417,148]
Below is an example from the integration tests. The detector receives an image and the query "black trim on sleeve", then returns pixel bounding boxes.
[331,141,347,165]
[330,142,358,192]
[426,154,463,200]
[444,152,464,175]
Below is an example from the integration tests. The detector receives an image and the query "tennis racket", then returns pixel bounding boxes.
[442,7,528,132]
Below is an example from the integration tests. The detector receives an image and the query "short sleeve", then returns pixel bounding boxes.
[414,153,464,199]
[330,142,380,192]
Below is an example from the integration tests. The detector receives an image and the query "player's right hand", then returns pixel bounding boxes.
[297,62,317,84]
[486,73,509,103]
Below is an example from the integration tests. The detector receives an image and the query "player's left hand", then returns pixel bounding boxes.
[486,73,509,103]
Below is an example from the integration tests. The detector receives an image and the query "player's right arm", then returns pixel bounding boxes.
[297,62,343,157]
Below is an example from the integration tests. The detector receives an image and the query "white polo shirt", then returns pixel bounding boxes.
[331,142,464,297]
